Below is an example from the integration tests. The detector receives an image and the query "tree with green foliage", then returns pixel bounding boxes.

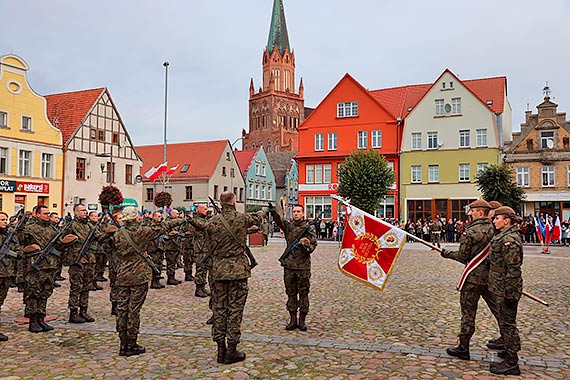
[475,164,525,212]
[337,149,395,214]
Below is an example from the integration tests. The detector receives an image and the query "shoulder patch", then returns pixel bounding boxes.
[504,242,511,247]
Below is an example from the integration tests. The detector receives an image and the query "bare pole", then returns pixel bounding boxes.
[162,61,169,192]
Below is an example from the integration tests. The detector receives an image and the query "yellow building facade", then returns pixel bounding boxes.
[0,54,63,214]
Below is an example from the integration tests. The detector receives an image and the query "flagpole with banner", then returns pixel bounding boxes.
[331,195,548,306]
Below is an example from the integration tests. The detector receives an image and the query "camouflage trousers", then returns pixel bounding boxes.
[165,250,178,277]
[148,250,164,280]
[211,279,248,344]
[497,298,521,354]
[459,282,499,341]
[284,268,311,313]
[23,269,56,317]
[94,252,107,278]
[15,257,27,285]
[0,277,9,310]
[68,263,94,309]
[108,255,119,303]
[183,247,194,275]
[193,251,208,286]
[115,283,149,337]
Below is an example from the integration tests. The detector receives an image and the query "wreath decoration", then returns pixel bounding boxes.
[154,191,173,208]
[98,185,124,206]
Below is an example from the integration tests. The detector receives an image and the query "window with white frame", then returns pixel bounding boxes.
[267,186,272,200]
[21,116,32,131]
[372,130,382,148]
[358,131,368,149]
[337,101,358,118]
[451,98,461,114]
[248,183,254,198]
[476,129,487,146]
[427,132,438,149]
[517,167,529,187]
[304,196,332,219]
[261,185,266,200]
[255,184,260,199]
[459,163,470,182]
[328,132,337,150]
[477,162,488,174]
[314,133,324,151]
[435,99,444,116]
[411,132,422,150]
[428,165,439,183]
[41,153,53,178]
[411,165,422,183]
[255,163,260,175]
[0,111,7,127]
[542,165,555,187]
[541,131,554,149]
[18,150,31,176]
[387,161,396,189]
[0,147,7,174]
[306,165,315,184]
[315,165,323,183]
[306,164,331,184]
[324,164,332,183]
[262,164,266,176]
[459,130,470,147]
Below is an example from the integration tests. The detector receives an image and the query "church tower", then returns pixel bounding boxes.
[243,0,304,153]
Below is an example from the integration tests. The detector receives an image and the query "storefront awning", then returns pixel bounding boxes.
[524,192,570,202]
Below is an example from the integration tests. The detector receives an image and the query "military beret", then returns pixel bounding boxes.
[468,199,491,209]
[494,206,515,216]
[488,201,502,209]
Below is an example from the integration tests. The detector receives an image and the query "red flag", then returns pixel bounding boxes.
[166,164,179,175]
[338,203,406,291]
[147,162,167,182]
[551,215,561,242]
[144,165,157,180]
[545,215,552,247]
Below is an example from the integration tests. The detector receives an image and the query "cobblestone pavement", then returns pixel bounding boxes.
[1,238,568,379]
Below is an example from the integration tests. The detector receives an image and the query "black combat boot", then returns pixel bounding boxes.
[298,312,308,331]
[224,342,246,364]
[446,336,470,360]
[125,335,146,356]
[38,314,54,331]
[17,283,25,293]
[97,276,108,282]
[285,311,298,330]
[497,350,506,359]
[150,277,165,289]
[195,284,209,297]
[119,334,128,356]
[490,352,520,375]
[92,281,103,291]
[55,274,66,281]
[111,302,118,316]
[0,332,8,341]
[79,307,95,322]
[184,272,194,281]
[28,314,43,333]
[216,340,227,363]
[69,308,86,324]
[487,336,505,350]
[205,314,214,325]
[167,275,180,286]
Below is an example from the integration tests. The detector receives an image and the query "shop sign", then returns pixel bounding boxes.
[0,179,16,192]
[16,181,49,194]
[87,204,99,211]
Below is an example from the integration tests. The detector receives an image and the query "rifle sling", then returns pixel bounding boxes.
[217,213,250,257]
[118,229,147,258]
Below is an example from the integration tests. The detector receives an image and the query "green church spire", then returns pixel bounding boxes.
[267,0,290,56]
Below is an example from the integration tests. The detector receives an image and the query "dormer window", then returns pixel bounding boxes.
[337,101,358,118]
[541,131,555,149]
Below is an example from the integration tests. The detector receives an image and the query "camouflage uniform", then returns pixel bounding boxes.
[191,213,211,293]
[19,219,63,319]
[15,216,35,290]
[488,224,523,358]
[430,219,442,247]
[112,217,184,349]
[0,225,18,340]
[206,205,265,349]
[160,222,183,284]
[270,210,317,317]
[261,220,269,246]
[441,217,499,348]
[146,220,165,287]
[181,223,195,280]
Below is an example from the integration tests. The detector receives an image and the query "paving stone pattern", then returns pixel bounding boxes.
[0,239,568,379]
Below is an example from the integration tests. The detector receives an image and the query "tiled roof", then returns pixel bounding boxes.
[45,88,105,144]
[234,149,257,176]
[266,151,296,188]
[136,140,228,180]
[463,76,506,114]
[370,84,431,119]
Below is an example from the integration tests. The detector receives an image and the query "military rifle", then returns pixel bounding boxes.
[73,216,105,268]
[277,223,314,267]
[208,196,258,269]
[0,209,26,266]
[31,218,73,270]
[105,211,161,276]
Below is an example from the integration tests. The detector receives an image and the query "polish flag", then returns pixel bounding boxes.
[166,164,179,175]
[144,165,157,180]
[147,162,167,182]
[534,216,543,244]
[545,215,552,247]
[551,215,561,242]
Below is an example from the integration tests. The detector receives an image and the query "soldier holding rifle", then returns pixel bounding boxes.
[0,211,19,341]
[269,203,317,332]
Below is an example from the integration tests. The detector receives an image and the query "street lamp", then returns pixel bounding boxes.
[96,146,114,184]
[230,137,244,196]
[162,61,169,191]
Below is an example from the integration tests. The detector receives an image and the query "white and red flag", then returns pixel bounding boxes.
[145,162,167,182]
[337,200,406,291]
[166,164,179,176]
[551,215,561,242]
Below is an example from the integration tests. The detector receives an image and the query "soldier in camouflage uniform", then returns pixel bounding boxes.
[112,206,185,356]
[190,204,212,297]
[0,211,18,341]
[161,209,183,286]
[203,192,266,364]
[430,217,443,248]
[270,204,317,332]
[15,209,35,293]
[261,218,269,246]
[441,199,499,360]
[92,212,109,283]
[488,206,523,376]
[148,211,166,289]
[181,218,196,282]
[65,205,115,324]
[20,205,77,333]
[108,211,123,315]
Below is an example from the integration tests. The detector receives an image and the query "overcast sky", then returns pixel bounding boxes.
[2,0,569,147]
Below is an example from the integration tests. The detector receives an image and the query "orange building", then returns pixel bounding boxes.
[296,74,403,221]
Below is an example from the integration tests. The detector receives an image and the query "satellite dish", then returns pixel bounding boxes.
[444,103,452,113]
[546,138,554,149]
